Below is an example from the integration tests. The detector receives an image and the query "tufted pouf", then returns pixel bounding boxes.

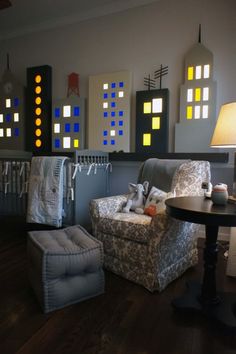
[27,225,105,313]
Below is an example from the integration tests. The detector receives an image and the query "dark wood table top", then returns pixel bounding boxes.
[165,196,236,227]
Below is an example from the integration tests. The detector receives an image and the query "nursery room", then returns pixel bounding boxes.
[0,0,236,353]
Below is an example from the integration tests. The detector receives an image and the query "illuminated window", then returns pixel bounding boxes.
[152,117,160,130]
[54,123,60,133]
[0,129,3,137]
[187,106,193,119]
[74,107,80,116]
[63,105,71,117]
[152,98,162,113]
[35,139,42,148]
[35,118,42,126]
[103,83,108,90]
[143,102,151,114]
[35,107,41,116]
[74,139,79,148]
[202,105,208,118]
[35,86,41,94]
[188,66,194,80]
[55,139,60,148]
[195,88,201,102]
[65,123,70,133]
[195,65,201,79]
[118,91,124,98]
[63,137,71,149]
[14,128,19,137]
[187,89,193,102]
[35,129,42,137]
[203,87,209,101]
[35,75,42,83]
[110,130,116,136]
[103,102,108,109]
[6,128,11,137]
[194,106,201,119]
[35,97,41,105]
[6,98,11,108]
[14,113,19,122]
[55,108,60,118]
[0,114,3,123]
[74,123,79,132]
[203,64,210,78]
[143,133,151,146]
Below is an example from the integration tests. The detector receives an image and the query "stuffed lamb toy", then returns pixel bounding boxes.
[122,181,149,214]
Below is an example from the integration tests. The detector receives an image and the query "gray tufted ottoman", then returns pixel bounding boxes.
[27,225,105,313]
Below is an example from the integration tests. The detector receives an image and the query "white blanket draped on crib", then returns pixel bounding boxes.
[27,156,68,227]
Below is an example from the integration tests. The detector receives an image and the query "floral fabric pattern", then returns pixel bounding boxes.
[89,160,211,292]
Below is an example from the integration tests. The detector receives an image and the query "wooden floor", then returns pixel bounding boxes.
[0,221,236,354]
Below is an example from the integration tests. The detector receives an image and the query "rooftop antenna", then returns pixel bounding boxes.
[198,24,201,44]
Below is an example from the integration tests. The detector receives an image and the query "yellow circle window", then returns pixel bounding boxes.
[35,75,42,83]
[35,139,42,148]
[35,97,41,105]
[35,118,42,126]
[35,107,42,116]
[35,86,42,94]
[35,129,42,137]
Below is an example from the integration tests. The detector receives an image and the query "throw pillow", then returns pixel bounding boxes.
[144,186,174,216]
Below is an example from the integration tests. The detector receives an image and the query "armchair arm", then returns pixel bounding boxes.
[90,194,128,220]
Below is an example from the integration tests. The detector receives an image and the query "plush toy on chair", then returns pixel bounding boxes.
[122,181,149,214]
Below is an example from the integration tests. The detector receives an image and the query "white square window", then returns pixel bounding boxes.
[6,98,11,108]
[14,113,19,122]
[54,123,60,133]
[187,89,193,102]
[103,83,108,90]
[118,91,124,98]
[63,137,71,148]
[0,128,3,137]
[194,106,201,119]
[204,65,210,78]
[103,102,108,109]
[152,98,162,113]
[110,130,116,136]
[6,128,11,137]
[0,114,3,123]
[202,105,208,118]
[195,66,202,80]
[203,87,209,101]
[63,105,71,118]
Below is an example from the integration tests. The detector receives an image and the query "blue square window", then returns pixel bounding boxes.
[111,82,116,88]
[74,123,79,132]
[111,111,116,117]
[55,139,60,148]
[103,140,108,145]
[104,112,108,118]
[119,130,123,136]
[65,123,70,133]
[6,113,11,122]
[103,130,108,136]
[119,82,124,88]
[74,106,80,116]
[111,121,115,127]
[119,120,123,126]
[103,93,108,99]
[111,139,115,145]
[119,110,123,117]
[111,92,116,98]
[55,108,60,118]
[14,97,19,107]
[14,128,19,137]
[111,102,116,108]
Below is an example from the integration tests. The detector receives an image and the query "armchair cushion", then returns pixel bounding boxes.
[144,186,174,216]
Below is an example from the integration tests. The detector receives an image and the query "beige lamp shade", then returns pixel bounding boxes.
[211,102,236,147]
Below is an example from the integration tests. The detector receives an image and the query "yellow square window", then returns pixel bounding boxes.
[187,106,193,119]
[187,67,194,80]
[74,139,79,148]
[152,117,160,129]
[143,102,151,114]
[143,133,151,146]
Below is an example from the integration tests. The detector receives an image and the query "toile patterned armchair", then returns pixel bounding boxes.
[89,159,211,292]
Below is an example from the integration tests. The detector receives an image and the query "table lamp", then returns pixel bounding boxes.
[210,102,236,198]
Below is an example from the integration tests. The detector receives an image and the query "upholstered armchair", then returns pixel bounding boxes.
[89,159,211,292]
